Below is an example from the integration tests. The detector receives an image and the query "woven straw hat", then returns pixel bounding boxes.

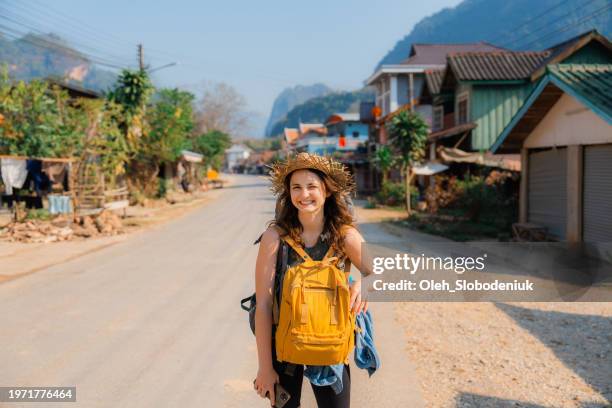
[267,152,355,196]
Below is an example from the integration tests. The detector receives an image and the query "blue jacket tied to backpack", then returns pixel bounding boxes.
[304,308,380,394]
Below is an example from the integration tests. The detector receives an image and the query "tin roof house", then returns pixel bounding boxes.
[365,42,505,143]
[492,63,612,244]
[429,30,612,154]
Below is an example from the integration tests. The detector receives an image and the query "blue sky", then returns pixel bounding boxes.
[4,0,463,135]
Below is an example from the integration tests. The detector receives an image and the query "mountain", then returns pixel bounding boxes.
[377,0,612,67]
[268,88,374,137]
[265,83,332,137]
[0,33,117,92]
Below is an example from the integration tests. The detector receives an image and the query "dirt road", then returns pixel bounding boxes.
[0,174,424,408]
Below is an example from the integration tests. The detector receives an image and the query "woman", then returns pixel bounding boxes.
[254,153,370,408]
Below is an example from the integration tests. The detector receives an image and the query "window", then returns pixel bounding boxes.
[456,92,469,125]
[432,106,444,131]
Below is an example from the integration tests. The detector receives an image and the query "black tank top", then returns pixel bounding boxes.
[286,235,331,267]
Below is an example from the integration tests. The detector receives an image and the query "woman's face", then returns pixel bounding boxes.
[289,169,329,213]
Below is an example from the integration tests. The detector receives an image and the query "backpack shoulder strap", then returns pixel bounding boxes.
[322,244,336,263]
[281,235,313,263]
[272,238,288,325]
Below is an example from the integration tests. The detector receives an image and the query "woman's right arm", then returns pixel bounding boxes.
[253,226,280,402]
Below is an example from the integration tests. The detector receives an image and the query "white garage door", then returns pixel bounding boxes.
[528,148,567,240]
[583,144,612,243]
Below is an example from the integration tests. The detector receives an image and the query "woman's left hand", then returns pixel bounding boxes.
[349,278,368,315]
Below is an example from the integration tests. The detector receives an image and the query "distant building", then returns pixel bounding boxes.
[294,123,331,155]
[46,78,102,100]
[225,144,253,172]
[325,113,369,152]
[325,113,375,195]
[283,128,299,153]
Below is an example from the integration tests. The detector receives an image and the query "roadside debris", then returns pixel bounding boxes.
[0,210,124,243]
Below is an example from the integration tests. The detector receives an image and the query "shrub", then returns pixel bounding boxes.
[25,208,52,221]
[375,181,418,207]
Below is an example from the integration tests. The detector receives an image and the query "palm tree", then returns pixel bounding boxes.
[386,110,429,214]
[372,145,394,184]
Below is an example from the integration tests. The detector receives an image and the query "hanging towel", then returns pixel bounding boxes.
[1,158,28,195]
[48,195,72,214]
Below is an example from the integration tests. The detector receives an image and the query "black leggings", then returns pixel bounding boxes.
[272,349,351,408]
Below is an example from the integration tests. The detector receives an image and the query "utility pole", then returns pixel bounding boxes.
[138,44,144,71]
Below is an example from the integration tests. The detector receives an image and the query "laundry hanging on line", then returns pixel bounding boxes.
[26,159,50,195]
[1,158,28,195]
[42,162,69,190]
[48,195,72,214]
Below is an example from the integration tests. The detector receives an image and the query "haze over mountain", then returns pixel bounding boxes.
[264,83,332,137]
[267,88,374,138]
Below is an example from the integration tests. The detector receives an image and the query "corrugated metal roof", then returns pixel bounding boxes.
[424,68,445,95]
[548,64,612,120]
[401,43,505,65]
[492,63,612,153]
[531,30,612,80]
[448,51,551,81]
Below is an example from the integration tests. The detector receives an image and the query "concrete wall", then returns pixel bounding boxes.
[524,93,612,148]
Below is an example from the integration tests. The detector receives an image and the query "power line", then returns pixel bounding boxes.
[4,1,132,53]
[0,25,128,70]
[1,1,320,86]
[2,1,176,68]
[486,0,568,47]
[0,12,131,68]
[499,0,604,48]
[515,3,612,50]
[16,0,137,51]
[12,0,305,84]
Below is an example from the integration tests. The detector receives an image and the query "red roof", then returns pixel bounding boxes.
[284,128,299,144]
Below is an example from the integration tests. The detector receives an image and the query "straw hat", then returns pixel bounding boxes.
[267,152,355,196]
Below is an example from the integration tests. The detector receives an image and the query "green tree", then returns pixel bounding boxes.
[144,88,195,164]
[107,69,153,117]
[107,69,153,156]
[0,69,84,158]
[191,130,232,170]
[386,110,429,214]
[372,145,395,184]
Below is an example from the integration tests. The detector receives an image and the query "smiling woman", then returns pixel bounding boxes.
[253,152,372,408]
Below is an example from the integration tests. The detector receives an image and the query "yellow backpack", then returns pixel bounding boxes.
[275,235,356,366]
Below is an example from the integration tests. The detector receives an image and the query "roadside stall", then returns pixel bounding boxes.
[177,150,204,192]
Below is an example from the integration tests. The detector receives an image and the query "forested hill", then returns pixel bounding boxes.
[376,0,611,67]
[264,83,332,137]
[268,88,374,137]
[0,33,117,91]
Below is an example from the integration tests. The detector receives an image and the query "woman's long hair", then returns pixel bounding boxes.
[270,168,355,254]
